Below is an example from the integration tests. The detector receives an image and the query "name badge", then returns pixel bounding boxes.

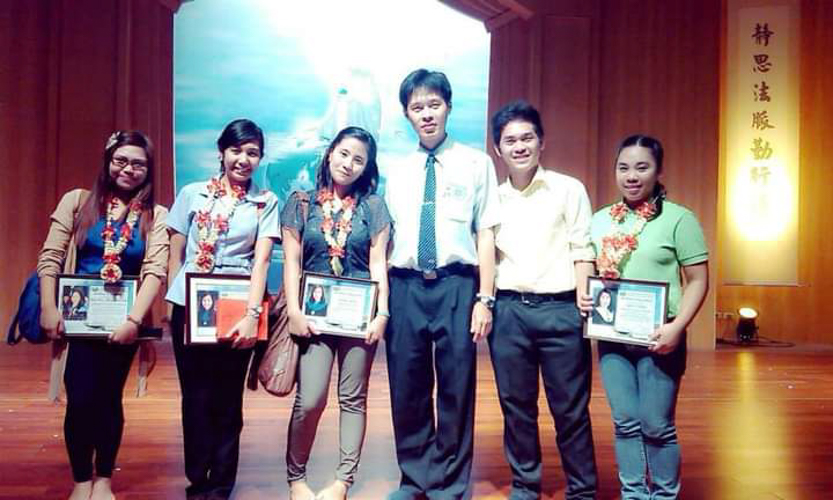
[443,183,469,202]
[442,183,471,222]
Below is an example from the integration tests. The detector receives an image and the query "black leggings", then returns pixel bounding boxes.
[170,305,253,499]
[64,338,138,482]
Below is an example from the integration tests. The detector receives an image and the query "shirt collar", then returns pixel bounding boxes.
[244,182,272,203]
[417,135,453,157]
[500,165,548,196]
[197,178,271,203]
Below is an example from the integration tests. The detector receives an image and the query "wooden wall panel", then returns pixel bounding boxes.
[717,0,833,344]
[594,0,722,349]
[540,16,595,186]
[487,1,599,183]
[489,0,720,347]
[0,2,58,332]
[0,0,178,332]
[55,0,120,194]
[488,18,535,180]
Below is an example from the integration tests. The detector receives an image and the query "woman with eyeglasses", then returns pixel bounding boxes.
[37,130,170,500]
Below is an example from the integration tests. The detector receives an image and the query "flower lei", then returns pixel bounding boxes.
[194,177,247,272]
[317,190,355,276]
[597,200,657,279]
[101,198,143,283]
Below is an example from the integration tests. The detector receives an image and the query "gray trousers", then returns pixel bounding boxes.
[286,334,377,486]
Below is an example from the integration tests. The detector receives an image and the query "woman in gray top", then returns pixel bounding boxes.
[281,126,391,500]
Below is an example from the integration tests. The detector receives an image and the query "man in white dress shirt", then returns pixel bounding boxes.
[384,69,500,500]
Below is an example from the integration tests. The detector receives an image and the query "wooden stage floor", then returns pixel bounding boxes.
[1,341,832,499]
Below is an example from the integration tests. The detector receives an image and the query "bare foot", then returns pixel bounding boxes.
[316,480,348,500]
[90,478,115,500]
[289,481,316,500]
[68,481,92,500]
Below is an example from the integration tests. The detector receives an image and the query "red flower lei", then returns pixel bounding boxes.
[597,200,657,279]
[194,177,247,273]
[100,198,143,283]
[317,190,355,276]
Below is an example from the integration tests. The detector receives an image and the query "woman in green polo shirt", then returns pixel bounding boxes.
[584,135,709,499]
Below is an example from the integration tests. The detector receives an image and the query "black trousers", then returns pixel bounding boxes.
[170,306,253,499]
[386,269,477,500]
[488,292,598,500]
[64,338,138,482]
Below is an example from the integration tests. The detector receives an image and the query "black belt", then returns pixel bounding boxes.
[497,289,576,304]
[389,263,476,281]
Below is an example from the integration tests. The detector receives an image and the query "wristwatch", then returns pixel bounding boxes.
[246,305,263,319]
[475,293,495,310]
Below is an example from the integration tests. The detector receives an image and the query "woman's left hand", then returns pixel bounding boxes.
[110,321,139,345]
[365,315,388,345]
[228,316,258,350]
[649,322,684,354]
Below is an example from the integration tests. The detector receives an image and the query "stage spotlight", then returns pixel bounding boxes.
[737,307,759,343]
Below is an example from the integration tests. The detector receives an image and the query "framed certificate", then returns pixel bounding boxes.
[300,272,378,339]
[584,276,669,347]
[185,273,268,345]
[58,274,138,338]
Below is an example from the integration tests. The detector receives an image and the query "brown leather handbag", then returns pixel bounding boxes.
[247,191,309,397]
[253,288,298,396]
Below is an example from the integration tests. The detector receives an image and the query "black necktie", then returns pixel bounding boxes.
[417,152,437,271]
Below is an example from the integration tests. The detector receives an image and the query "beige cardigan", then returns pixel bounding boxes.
[37,189,170,400]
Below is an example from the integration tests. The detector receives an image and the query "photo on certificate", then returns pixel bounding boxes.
[185,273,267,345]
[300,272,378,339]
[584,276,669,347]
[58,274,138,338]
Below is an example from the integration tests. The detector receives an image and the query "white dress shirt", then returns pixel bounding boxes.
[385,137,501,270]
[495,166,594,293]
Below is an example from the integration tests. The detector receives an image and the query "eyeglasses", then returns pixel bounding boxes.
[111,155,148,171]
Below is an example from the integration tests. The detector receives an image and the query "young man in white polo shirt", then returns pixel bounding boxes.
[489,100,598,499]
[384,69,500,500]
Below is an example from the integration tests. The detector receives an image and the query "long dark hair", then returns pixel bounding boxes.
[315,126,379,200]
[74,130,156,247]
[70,287,87,307]
[615,134,666,215]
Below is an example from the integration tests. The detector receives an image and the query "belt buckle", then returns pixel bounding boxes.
[422,269,438,280]
[519,292,534,306]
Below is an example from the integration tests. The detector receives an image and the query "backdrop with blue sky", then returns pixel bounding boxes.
[174,0,490,287]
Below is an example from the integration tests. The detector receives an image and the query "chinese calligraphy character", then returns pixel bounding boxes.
[752,23,774,46]
[751,138,773,160]
[751,166,771,185]
[752,111,775,130]
[753,81,772,102]
[753,54,772,73]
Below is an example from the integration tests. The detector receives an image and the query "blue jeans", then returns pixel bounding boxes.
[598,341,686,500]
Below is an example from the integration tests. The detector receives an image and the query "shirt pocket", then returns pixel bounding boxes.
[540,201,566,233]
[440,182,473,224]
